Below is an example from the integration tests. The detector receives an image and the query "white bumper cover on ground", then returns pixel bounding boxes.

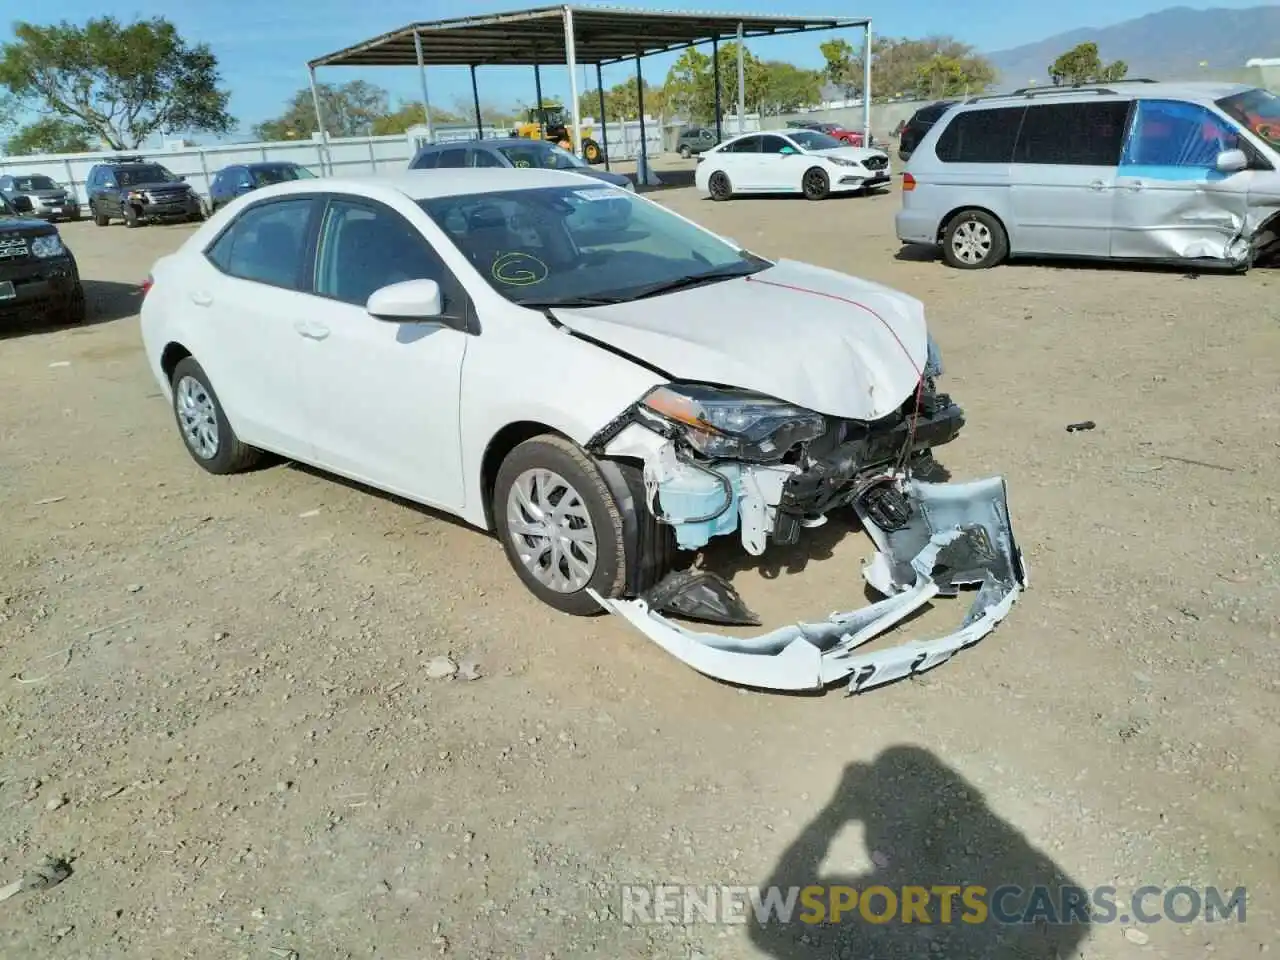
[589,475,1025,695]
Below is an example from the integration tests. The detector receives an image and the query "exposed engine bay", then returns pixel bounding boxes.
[584,359,1027,694]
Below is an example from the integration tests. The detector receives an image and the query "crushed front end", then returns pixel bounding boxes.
[585,356,1026,695]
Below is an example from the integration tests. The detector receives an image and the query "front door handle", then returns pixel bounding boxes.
[1089,180,1107,191]
[1125,180,1145,192]
[293,320,330,340]
[190,291,212,307]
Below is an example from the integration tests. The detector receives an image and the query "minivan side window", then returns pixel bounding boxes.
[934,107,1025,163]
[1120,99,1241,169]
[1014,101,1132,165]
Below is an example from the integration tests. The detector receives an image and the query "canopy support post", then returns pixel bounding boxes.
[413,30,434,144]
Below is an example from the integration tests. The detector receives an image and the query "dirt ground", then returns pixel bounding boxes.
[2,164,1278,959]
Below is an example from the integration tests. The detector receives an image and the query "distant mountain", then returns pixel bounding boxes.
[986,5,1280,89]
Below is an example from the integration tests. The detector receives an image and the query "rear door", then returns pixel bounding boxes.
[719,135,763,189]
[1008,99,1132,257]
[1111,98,1254,261]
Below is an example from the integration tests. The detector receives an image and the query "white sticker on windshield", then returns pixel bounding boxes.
[573,188,618,201]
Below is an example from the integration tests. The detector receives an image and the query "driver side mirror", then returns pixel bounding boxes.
[367,279,453,325]
[1216,148,1248,173]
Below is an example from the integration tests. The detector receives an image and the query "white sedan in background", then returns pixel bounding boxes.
[138,168,1023,695]
[693,128,891,201]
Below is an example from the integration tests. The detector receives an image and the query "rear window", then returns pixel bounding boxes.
[1013,101,1132,165]
[412,150,439,170]
[917,102,954,124]
[935,107,1025,163]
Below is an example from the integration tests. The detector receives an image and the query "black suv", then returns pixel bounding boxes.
[0,192,86,326]
[898,101,958,161]
[86,156,204,228]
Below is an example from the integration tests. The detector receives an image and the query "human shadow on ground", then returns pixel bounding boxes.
[749,746,1092,960]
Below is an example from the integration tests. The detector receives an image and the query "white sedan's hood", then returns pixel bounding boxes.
[812,146,883,164]
[552,259,927,421]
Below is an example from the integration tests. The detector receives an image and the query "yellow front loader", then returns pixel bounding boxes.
[511,100,604,164]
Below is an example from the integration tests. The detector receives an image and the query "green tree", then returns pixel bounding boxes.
[663,43,767,121]
[5,117,96,155]
[579,79,665,120]
[371,101,461,135]
[0,17,233,150]
[1049,42,1128,86]
[759,61,823,113]
[253,80,388,141]
[820,35,995,100]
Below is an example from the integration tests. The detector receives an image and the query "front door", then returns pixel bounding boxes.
[1008,99,1132,258]
[757,134,810,192]
[1111,98,1254,261]
[294,196,470,511]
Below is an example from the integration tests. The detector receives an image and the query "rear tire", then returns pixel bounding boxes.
[679,145,692,159]
[170,357,262,475]
[708,170,732,201]
[493,435,671,616]
[92,203,109,227]
[941,209,1008,270]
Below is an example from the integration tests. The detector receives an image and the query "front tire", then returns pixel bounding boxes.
[92,202,110,227]
[679,145,692,159]
[708,170,732,201]
[802,167,830,200]
[122,204,140,229]
[170,357,261,475]
[941,209,1008,269]
[492,435,636,616]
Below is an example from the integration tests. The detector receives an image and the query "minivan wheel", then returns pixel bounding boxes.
[170,357,261,474]
[802,167,830,200]
[708,171,732,201]
[942,209,1008,269]
[493,435,652,617]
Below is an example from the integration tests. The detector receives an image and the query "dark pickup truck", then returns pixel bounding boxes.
[0,193,86,326]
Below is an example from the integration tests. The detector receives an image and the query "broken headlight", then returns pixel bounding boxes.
[640,383,825,461]
[924,334,943,378]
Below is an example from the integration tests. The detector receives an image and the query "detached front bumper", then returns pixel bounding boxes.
[589,475,1025,695]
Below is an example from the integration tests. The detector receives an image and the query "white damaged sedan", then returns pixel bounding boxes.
[140,168,1023,694]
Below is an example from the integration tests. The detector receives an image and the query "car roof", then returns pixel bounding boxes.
[960,80,1254,110]
[244,160,300,169]
[251,168,602,201]
[419,137,546,150]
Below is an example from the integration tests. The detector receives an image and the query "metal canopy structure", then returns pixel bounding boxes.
[305,5,872,181]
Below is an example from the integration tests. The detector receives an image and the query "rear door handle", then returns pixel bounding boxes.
[1126,180,1145,191]
[190,291,213,307]
[1088,180,1108,191]
[293,320,330,341]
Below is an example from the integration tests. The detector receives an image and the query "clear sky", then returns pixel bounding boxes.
[4,0,1270,138]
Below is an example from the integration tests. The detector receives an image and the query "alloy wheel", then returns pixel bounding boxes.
[505,467,598,593]
[175,375,219,460]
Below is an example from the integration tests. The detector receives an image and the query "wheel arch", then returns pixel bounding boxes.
[160,341,192,383]
[479,420,572,530]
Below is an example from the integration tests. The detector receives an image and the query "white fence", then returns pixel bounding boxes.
[0,111,771,206]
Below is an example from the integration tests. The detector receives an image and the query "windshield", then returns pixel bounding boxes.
[497,142,586,170]
[419,185,767,307]
[116,165,177,186]
[786,130,844,151]
[251,164,315,186]
[13,175,58,191]
[1216,87,1280,149]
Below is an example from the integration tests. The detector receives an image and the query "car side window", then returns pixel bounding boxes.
[759,135,792,154]
[935,107,1025,163]
[725,135,761,153]
[206,198,316,290]
[437,148,468,168]
[1120,99,1241,169]
[469,148,503,167]
[313,199,465,316]
[1013,101,1131,165]
[413,150,439,170]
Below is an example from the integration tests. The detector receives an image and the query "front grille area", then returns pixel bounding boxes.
[147,188,188,203]
[863,155,888,171]
[0,235,31,261]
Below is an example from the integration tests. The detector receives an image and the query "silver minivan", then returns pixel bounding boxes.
[895,81,1280,270]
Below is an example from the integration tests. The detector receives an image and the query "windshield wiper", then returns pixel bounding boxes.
[622,265,762,301]
[515,295,628,308]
